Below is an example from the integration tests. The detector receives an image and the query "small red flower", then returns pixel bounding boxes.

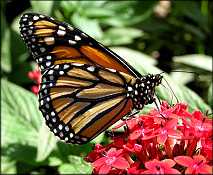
[174,154,212,174]
[91,148,130,174]
[127,162,145,174]
[142,159,181,174]
[28,69,41,94]
[143,118,183,145]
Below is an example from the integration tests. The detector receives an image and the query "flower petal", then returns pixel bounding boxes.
[168,129,183,137]
[130,130,142,140]
[174,156,193,167]
[162,159,176,167]
[91,157,108,167]
[193,154,206,164]
[145,159,160,170]
[198,164,213,174]
[185,167,194,174]
[107,148,117,157]
[113,157,130,169]
[165,168,181,174]
[142,170,155,174]
[157,133,167,145]
[99,164,112,174]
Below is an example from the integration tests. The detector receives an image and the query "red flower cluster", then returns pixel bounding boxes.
[84,101,213,174]
[28,69,41,94]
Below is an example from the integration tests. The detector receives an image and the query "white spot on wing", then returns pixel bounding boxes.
[44,37,55,45]
[48,70,54,74]
[72,63,84,66]
[59,26,66,30]
[87,66,95,72]
[46,62,51,67]
[81,33,88,38]
[75,35,81,41]
[67,25,74,31]
[40,47,46,52]
[57,30,66,36]
[33,16,39,20]
[46,56,51,60]
[59,71,64,75]
[64,64,69,69]
[68,40,76,45]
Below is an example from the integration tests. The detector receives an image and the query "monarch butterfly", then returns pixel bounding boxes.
[19,13,162,144]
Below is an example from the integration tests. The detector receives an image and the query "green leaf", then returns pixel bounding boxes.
[47,156,63,167]
[90,132,105,144]
[1,11,11,73]
[36,123,58,162]
[101,1,158,26]
[58,155,93,174]
[101,27,143,46]
[1,156,17,174]
[81,1,106,8]
[7,61,34,85]
[53,141,93,163]
[110,47,157,66]
[71,13,103,39]
[1,79,43,147]
[6,144,37,165]
[84,8,114,18]
[208,83,212,109]
[173,54,212,72]
[30,1,54,15]
[60,1,79,14]
[170,70,195,85]
[183,2,208,26]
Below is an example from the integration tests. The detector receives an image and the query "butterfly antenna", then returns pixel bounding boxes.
[163,77,179,104]
[160,70,201,79]
[160,83,174,105]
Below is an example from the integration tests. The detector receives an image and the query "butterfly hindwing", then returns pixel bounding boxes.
[38,63,135,144]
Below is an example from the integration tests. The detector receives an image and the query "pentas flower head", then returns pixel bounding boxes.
[91,148,130,174]
[174,155,212,174]
[142,159,181,174]
[84,101,213,174]
[28,69,41,94]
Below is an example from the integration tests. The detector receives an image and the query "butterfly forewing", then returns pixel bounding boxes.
[38,63,135,144]
[19,13,141,77]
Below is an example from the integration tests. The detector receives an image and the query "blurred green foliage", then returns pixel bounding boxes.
[1,1,212,174]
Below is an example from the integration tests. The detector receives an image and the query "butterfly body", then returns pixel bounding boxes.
[19,13,162,144]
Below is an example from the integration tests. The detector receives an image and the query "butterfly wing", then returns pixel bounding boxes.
[19,13,141,78]
[19,13,149,144]
[39,62,136,144]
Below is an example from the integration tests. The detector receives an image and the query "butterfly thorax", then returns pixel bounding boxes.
[127,74,163,110]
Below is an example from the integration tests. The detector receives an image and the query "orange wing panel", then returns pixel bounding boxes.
[80,46,132,75]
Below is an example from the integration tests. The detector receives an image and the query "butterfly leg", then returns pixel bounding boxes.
[153,99,169,120]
